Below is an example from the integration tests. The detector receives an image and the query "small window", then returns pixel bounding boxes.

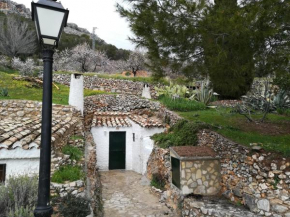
[0,164,6,183]
[133,133,135,142]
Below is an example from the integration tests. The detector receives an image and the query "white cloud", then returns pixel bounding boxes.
[16,0,135,50]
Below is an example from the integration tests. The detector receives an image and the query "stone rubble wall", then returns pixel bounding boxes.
[0,100,80,118]
[147,129,290,216]
[182,197,259,217]
[84,94,181,129]
[53,74,161,99]
[180,159,221,196]
[85,131,104,217]
[198,130,290,217]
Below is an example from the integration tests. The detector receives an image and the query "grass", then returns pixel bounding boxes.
[178,108,290,156]
[51,165,83,183]
[0,71,111,105]
[158,96,206,112]
[151,120,209,148]
[62,145,83,161]
[55,71,170,85]
[150,174,166,190]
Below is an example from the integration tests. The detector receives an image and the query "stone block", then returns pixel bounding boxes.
[257,199,270,212]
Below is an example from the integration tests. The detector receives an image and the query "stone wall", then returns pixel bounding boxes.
[179,159,221,196]
[198,130,290,217]
[85,131,104,217]
[147,129,290,216]
[84,94,181,129]
[0,100,80,118]
[53,74,160,99]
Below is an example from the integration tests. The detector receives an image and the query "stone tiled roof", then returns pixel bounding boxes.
[0,116,78,150]
[0,100,81,151]
[91,112,164,128]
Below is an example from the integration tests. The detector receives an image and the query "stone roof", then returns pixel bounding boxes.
[91,112,164,128]
[0,100,80,151]
[171,146,218,159]
[0,116,78,151]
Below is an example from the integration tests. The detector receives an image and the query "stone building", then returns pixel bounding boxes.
[0,100,81,183]
[91,111,165,174]
[170,146,221,196]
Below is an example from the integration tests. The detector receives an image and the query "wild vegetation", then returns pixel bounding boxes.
[0,175,38,217]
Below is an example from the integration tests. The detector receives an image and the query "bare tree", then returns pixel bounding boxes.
[126,51,146,77]
[0,15,37,57]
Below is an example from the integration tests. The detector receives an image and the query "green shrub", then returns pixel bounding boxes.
[62,145,83,161]
[55,193,91,217]
[0,175,38,217]
[51,166,83,183]
[277,108,290,116]
[150,173,166,190]
[0,87,9,97]
[7,206,34,217]
[159,96,206,112]
[125,71,131,76]
[152,120,209,148]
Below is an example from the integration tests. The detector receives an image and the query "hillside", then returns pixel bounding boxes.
[0,0,130,60]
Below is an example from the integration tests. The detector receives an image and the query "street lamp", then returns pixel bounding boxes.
[31,0,69,216]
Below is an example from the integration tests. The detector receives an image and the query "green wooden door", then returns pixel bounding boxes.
[109,132,126,170]
[171,157,180,189]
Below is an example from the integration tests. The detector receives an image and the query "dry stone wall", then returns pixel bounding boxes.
[147,129,290,216]
[53,74,160,99]
[180,159,221,196]
[198,130,290,217]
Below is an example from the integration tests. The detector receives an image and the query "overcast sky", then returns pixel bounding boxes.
[16,0,135,50]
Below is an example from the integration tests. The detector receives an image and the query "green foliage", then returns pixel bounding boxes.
[51,166,83,183]
[118,0,289,98]
[0,87,8,97]
[55,193,91,217]
[150,173,166,190]
[191,83,213,106]
[0,175,38,217]
[152,120,209,148]
[158,96,206,112]
[155,82,189,98]
[125,71,131,76]
[7,206,34,217]
[0,71,109,104]
[62,145,83,161]
[179,109,290,156]
[277,108,290,117]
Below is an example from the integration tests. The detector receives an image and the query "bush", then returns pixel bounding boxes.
[151,120,209,148]
[159,96,206,112]
[7,206,34,217]
[12,57,36,77]
[55,193,91,217]
[51,165,83,183]
[125,71,131,76]
[62,145,83,161]
[0,175,38,217]
[150,173,166,190]
[0,87,9,97]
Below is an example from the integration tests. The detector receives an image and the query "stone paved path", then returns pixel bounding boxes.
[101,170,178,217]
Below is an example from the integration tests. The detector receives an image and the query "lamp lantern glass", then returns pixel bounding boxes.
[32,0,69,47]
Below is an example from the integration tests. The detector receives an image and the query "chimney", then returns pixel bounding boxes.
[69,73,84,115]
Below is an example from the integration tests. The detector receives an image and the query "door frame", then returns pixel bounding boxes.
[108,131,126,170]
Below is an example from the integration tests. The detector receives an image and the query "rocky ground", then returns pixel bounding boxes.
[101,170,178,217]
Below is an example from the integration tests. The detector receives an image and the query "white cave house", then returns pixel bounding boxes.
[91,112,165,174]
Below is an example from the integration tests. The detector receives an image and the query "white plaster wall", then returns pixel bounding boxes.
[91,120,165,174]
[69,74,84,115]
[0,148,40,181]
[142,85,151,99]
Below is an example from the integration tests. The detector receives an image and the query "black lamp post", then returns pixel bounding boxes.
[31,0,69,216]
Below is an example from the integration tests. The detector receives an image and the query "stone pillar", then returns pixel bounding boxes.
[69,73,84,115]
